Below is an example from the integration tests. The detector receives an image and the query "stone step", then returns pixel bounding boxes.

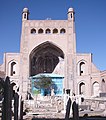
[35,107,57,111]
[35,101,58,108]
[27,111,57,116]
[35,105,56,109]
[34,110,56,114]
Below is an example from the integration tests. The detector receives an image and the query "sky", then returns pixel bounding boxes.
[0,0,106,71]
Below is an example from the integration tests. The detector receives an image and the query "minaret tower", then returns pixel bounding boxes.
[19,7,30,99]
[67,7,76,53]
[68,7,75,21]
[22,7,29,20]
[65,7,76,94]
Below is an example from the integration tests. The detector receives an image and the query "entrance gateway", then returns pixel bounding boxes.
[1,7,105,100]
[30,73,64,96]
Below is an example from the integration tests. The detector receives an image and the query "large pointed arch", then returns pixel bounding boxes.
[29,41,64,76]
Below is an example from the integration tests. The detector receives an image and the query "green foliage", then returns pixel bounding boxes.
[34,75,53,90]
[33,89,40,94]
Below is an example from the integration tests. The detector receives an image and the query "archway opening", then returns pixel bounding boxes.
[79,82,85,95]
[29,42,64,76]
[92,82,100,97]
[79,62,85,76]
[102,79,106,92]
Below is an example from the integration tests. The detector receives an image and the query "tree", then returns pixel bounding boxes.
[34,75,53,89]
[34,75,53,95]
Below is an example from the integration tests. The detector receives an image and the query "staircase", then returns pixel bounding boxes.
[24,96,65,119]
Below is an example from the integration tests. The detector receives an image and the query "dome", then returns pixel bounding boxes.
[23,7,29,13]
[68,7,74,13]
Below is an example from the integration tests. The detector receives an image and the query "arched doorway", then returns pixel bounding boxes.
[79,82,85,95]
[92,82,100,97]
[8,61,19,77]
[77,60,88,76]
[101,79,106,92]
[29,42,64,76]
